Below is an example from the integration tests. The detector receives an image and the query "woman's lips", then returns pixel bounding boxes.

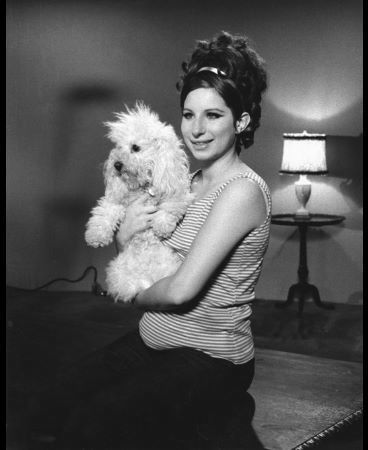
[191,140,213,149]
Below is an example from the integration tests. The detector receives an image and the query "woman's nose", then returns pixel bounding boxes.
[192,118,206,137]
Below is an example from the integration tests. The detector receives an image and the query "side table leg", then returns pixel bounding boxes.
[275,284,296,308]
[274,224,334,312]
[297,288,306,338]
[310,284,335,310]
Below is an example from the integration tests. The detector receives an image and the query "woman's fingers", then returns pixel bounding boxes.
[129,195,157,211]
[132,202,158,216]
[143,205,158,214]
[130,195,150,206]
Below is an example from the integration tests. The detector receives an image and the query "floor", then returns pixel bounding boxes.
[251,298,362,363]
[6,287,363,449]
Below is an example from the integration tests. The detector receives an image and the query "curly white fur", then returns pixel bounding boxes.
[85,102,193,303]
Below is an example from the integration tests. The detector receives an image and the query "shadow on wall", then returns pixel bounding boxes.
[326,134,363,228]
[52,83,119,182]
[41,82,121,278]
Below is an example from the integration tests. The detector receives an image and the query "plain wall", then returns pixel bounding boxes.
[6,0,363,303]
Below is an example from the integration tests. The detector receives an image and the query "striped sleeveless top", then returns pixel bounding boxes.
[139,171,272,364]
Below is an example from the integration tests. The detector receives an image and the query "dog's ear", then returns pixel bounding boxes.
[150,134,190,199]
[102,157,121,198]
[102,159,110,187]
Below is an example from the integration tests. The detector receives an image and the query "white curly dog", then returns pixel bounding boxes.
[85,102,193,303]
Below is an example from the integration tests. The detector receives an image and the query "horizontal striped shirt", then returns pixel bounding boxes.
[139,171,271,364]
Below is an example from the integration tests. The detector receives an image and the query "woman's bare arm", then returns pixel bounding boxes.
[134,178,267,310]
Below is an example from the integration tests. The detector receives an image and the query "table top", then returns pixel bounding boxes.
[271,213,345,227]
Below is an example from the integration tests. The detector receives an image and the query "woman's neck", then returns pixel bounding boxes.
[199,152,248,185]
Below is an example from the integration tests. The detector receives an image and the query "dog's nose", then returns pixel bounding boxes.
[114,161,123,172]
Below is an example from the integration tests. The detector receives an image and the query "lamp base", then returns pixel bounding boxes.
[295,176,311,219]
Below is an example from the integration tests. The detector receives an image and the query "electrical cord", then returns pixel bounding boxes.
[7,265,107,296]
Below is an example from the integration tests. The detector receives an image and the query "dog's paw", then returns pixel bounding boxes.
[85,227,114,247]
[109,279,152,303]
[85,200,126,247]
[151,211,177,238]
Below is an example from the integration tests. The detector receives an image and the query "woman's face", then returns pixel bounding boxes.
[181,87,237,162]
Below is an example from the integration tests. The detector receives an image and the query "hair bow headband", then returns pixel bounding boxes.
[197,66,227,77]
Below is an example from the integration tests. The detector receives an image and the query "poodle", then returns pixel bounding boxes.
[85,102,193,303]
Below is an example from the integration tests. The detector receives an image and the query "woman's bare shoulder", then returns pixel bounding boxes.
[212,177,267,227]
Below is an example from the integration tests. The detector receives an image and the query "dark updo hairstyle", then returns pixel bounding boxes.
[177,31,267,152]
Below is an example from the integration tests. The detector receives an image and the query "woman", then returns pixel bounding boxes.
[29,30,270,449]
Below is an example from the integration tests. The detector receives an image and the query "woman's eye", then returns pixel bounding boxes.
[182,112,193,119]
[207,112,221,119]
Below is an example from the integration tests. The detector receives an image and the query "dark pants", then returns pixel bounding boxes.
[29,330,255,449]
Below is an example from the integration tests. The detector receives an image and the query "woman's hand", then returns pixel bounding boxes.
[115,196,158,251]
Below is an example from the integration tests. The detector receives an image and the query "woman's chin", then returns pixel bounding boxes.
[190,150,213,161]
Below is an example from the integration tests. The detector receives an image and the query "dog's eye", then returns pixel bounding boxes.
[131,144,141,153]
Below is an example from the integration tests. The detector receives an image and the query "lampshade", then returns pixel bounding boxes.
[280,131,328,175]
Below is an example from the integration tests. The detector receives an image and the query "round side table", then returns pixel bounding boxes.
[271,213,345,314]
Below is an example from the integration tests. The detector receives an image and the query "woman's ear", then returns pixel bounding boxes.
[235,112,251,134]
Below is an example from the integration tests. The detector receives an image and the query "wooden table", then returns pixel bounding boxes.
[271,214,345,315]
[249,348,362,450]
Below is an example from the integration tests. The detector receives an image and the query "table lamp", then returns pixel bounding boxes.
[280,131,328,218]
